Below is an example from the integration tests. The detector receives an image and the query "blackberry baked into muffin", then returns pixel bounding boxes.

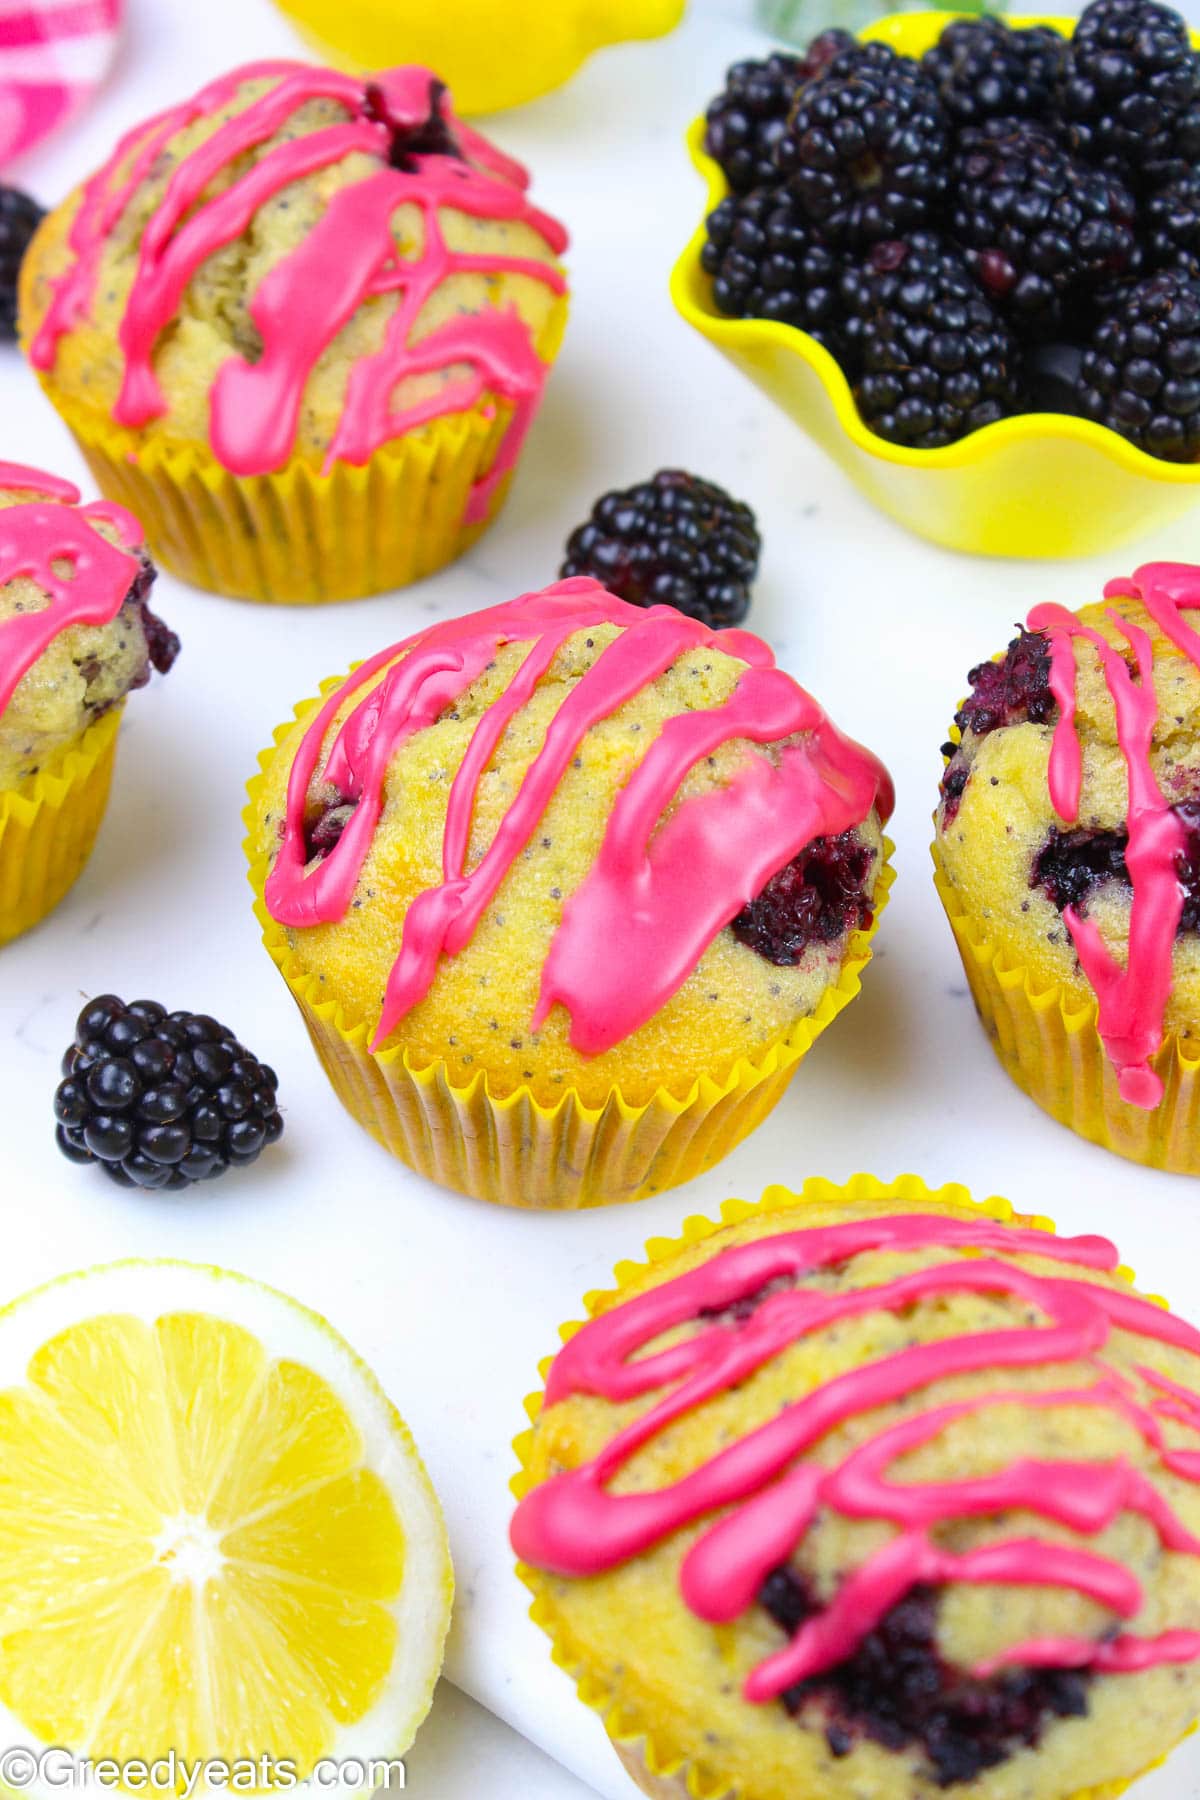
[934,560,1200,1172]
[246,577,893,1207]
[0,460,177,943]
[19,61,568,603]
[512,1174,1200,1800]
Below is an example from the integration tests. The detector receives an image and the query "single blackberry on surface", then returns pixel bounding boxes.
[951,117,1139,333]
[841,234,1023,449]
[1076,267,1200,459]
[55,997,284,1192]
[1060,0,1200,182]
[775,44,951,247]
[701,186,847,354]
[1145,167,1200,272]
[921,18,1066,127]
[0,186,43,340]
[561,470,760,628]
[704,52,808,194]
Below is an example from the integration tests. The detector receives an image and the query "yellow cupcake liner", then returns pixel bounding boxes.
[932,839,1200,1176]
[0,705,122,946]
[512,1173,1191,1800]
[244,696,893,1208]
[34,384,523,605]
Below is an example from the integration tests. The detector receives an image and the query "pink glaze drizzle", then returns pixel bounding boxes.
[263,578,893,1056]
[0,459,143,717]
[510,1212,1200,1702]
[1028,562,1200,1109]
[29,63,568,519]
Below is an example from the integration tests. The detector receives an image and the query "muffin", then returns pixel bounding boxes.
[933,559,1200,1174]
[244,576,894,1208]
[0,460,177,944]
[19,63,569,604]
[512,1172,1200,1800]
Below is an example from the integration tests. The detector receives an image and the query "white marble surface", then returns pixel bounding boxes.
[6,1,1200,1798]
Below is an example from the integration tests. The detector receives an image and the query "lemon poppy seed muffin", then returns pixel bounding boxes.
[19,62,569,602]
[0,461,177,942]
[247,578,893,1207]
[512,1177,1200,1800]
[933,560,1200,1172]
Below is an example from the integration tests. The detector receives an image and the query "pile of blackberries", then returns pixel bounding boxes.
[701,0,1200,458]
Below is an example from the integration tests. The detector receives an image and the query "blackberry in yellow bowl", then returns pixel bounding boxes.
[674,3,1200,558]
[245,578,893,1209]
[513,1173,1200,1800]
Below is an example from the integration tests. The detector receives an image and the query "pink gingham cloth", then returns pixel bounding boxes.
[0,0,121,167]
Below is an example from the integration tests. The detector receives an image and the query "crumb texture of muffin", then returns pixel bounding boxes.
[20,63,567,496]
[0,461,175,791]
[512,1180,1200,1800]
[250,577,892,1111]
[935,562,1200,1112]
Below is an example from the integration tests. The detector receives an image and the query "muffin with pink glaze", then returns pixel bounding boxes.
[933,560,1200,1175]
[0,460,177,943]
[245,578,893,1208]
[512,1174,1200,1800]
[18,62,568,603]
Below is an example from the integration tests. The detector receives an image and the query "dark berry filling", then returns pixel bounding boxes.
[305,799,355,863]
[761,1570,1091,1786]
[940,629,1056,823]
[364,77,463,170]
[732,830,875,964]
[1032,802,1200,929]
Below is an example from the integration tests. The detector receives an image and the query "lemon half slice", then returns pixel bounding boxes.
[0,1262,452,1793]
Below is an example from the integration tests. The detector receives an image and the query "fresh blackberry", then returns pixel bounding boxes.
[703,35,857,196]
[560,470,760,628]
[0,186,43,340]
[731,832,877,964]
[54,996,283,1192]
[841,234,1023,450]
[951,117,1138,333]
[775,43,950,247]
[921,19,1066,127]
[1145,168,1200,272]
[701,186,847,354]
[1076,268,1200,460]
[704,53,806,194]
[1060,0,1200,183]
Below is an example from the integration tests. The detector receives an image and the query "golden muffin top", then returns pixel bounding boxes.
[0,463,176,791]
[250,579,892,1106]
[513,1184,1200,1800]
[936,561,1200,1106]
[20,62,568,488]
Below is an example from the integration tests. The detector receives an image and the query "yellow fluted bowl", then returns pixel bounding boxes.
[671,11,1200,561]
[270,0,686,115]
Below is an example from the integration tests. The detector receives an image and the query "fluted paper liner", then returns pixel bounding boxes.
[244,696,893,1209]
[35,385,522,605]
[511,1171,1192,1800]
[932,840,1200,1176]
[0,705,121,945]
